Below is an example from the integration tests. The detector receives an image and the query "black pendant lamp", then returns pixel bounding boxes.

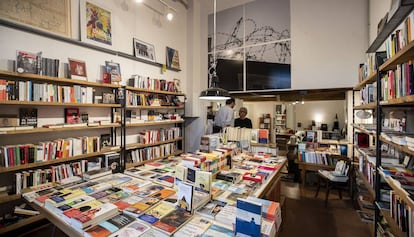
[199,0,231,101]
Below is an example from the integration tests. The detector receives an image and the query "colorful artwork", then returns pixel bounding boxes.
[81,0,112,46]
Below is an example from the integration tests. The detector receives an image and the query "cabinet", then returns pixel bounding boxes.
[353,4,414,236]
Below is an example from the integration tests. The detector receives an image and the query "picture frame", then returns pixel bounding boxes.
[133,38,156,62]
[68,58,87,80]
[105,61,121,83]
[0,0,71,37]
[80,0,113,47]
[166,46,180,70]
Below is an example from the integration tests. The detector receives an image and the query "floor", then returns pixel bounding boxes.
[9,179,372,237]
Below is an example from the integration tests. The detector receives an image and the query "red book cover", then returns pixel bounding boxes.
[64,108,80,124]
[242,172,265,183]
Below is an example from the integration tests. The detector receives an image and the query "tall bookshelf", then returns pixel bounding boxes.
[354,3,414,236]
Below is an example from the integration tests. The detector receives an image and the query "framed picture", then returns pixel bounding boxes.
[68,58,87,80]
[80,0,112,47]
[133,38,156,62]
[0,0,71,37]
[166,46,180,70]
[105,61,121,83]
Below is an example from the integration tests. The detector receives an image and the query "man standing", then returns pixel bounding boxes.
[234,107,252,128]
[213,98,235,133]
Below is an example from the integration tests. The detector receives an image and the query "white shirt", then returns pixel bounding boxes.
[214,105,234,128]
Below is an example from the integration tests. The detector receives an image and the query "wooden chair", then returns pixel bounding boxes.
[314,158,352,207]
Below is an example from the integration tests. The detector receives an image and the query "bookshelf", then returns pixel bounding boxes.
[353,5,414,235]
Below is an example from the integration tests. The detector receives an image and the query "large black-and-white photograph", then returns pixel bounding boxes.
[208,0,291,91]
[133,38,156,62]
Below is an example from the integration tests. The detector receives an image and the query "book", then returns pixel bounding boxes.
[149,188,176,200]
[112,195,143,211]
[152,208,192,234]
[105,61,122,83]
[83,167,112,181]
[197,200,227,219]
[104,152,121,173]
[107,220,150,237]
[138,201,176,224]
[19,108,37,127]
[166,47,180,70]
[70,203,119,230]
[174,215,213,237]
[195,170,212,194]
[122,196,161,218]
[44,188,86,208]
[84,213,135,237]
[235,198,262,237]
[176,181,193,212]
[16,50,41,74]
[201,223,234,237]
[64,108,81,124]
[153,175,175,188]
[48,195,95,215]
[62,199,104,222]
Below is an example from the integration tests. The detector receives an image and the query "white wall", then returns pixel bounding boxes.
[369,0,391,44]
[290,0,368,90]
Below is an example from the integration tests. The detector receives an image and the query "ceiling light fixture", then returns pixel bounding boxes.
[166,10,174,21]
[139,0,177,22]
[199,0,231,101]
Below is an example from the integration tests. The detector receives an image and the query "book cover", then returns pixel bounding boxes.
[195,170,212,194]
[104,152,121,173]
[107,220,150,237]
[85,214,135,237]
[175,165,187,185]
[197,200,227,219]
[235,198,262,237]
[118,179,151,194]
[150,188,175,199]
[99,190,130,204]
[64,108,80,124]
[62,199,103,221]
[16,50,40,74]
[186,167,197,183]
[136,184,165,197]
[154,175,175,188]
[112,195,143,211]
[54,195,95,214]
[174,215,212,237]
[19,108,38,127]
[71,203,118,229]
[105,61,122,83]
[166,47,180,70]
[177,181,193,212]
[90,187,122,200]
[45,189,86,208]
[123,197,160,217]
[201,224,234,237]
[138,201,175,224]
[152,208,192,234]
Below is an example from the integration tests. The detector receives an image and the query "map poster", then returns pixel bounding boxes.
[0,0,71,37]
[80,0,112,47]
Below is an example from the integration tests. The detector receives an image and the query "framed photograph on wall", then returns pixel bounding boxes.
[133,38,156,62]
[166,46,180,70]
[80,0,112,47]
[68,58,87,80]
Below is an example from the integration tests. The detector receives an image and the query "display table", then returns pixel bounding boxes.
[28,157,287,237]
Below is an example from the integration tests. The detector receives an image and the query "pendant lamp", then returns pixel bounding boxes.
[199,0,231,101]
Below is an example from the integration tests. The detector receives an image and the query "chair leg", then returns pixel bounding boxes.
[325,182,330,207]
[338,187,342,199]
[315,177,321,198]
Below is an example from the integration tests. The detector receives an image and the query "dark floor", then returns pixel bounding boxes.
[9,180,372,237]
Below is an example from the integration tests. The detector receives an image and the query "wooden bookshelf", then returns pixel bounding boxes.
[380,94,414,106]
[125,137,183,150]
[126,120,184,127]
[380,136,414,156]
[378,208,406,237]
[352,124,376,135]
[355,170,375,199]
[0,149,121,173]
[354,72,377,90]
[0,214,44,235]
[380,40,414,71]
[125,105,184,109]
[353,102,377,110]
[125,86,185,96]
[0,101,120,107]
[0,124,120,135]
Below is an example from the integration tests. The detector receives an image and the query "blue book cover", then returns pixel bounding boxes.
[235,198,262,237]
[139,213,159,224]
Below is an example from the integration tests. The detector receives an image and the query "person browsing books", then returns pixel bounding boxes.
[213,98,235,133]
[234,107,252,128]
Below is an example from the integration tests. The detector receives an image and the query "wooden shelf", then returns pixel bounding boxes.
[356,170,375,199]
[126,105,184,109]
[380,40,414,71]
[125,86,185,96]
[0,194,21,204]
[380,94,414,106]
[378,208,406,237]
[0,214,44,235]
[125,149,183,168]
[352,124,376,135]
[353,102,377,110]
[380,136,414,156]
[0,69,120,88]
[126,120,184,127]
[378,170,414,209]
[0,124,120,135]
[366,0,414,53]
[125,137,183,150]
[0,101,120,107]
[0,149,121,173]
[354,72,377,90]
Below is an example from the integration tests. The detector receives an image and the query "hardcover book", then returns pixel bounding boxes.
[235,198,262,237]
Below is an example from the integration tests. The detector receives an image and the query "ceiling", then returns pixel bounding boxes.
[230,87,352,102]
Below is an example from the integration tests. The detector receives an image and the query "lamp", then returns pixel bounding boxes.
[199,0,231,101]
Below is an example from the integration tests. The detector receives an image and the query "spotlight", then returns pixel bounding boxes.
[166,10,174,21]
[136,0,143,3]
